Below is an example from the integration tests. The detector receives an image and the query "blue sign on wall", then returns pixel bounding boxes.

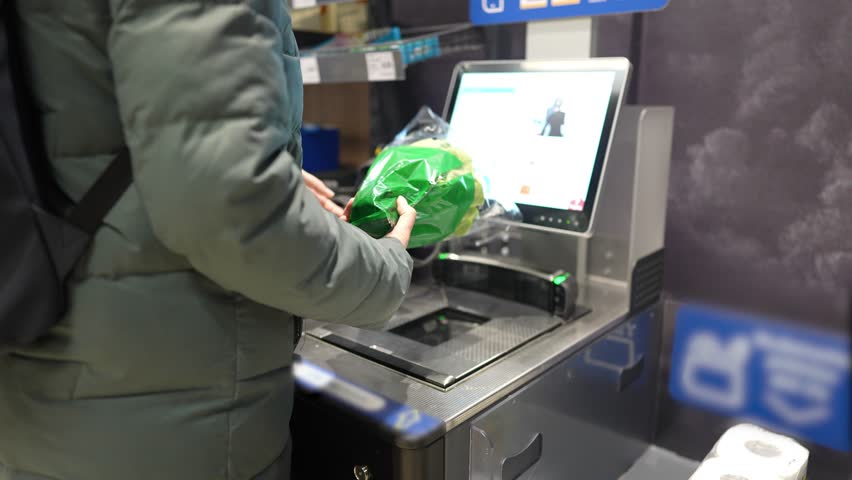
[470,0,669,26]
[669,304,851,452]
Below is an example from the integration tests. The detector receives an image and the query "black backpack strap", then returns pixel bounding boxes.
[3,0,132,235]
[65,148,133,235]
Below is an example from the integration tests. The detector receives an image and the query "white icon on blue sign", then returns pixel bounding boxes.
[482,0,505,14]
[755,332,845,427]
[679,332,751,410]
[669,305,851,451]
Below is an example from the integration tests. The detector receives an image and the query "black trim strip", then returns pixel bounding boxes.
[323,334,457,388]
[630,248,664,314]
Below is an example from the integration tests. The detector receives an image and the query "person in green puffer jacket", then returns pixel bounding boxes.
[0,1,416,479]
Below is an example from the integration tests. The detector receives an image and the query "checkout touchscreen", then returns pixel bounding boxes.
[445,60,628,234]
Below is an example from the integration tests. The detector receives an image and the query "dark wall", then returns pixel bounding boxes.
[598,3,852,477]
[599,1,852,329]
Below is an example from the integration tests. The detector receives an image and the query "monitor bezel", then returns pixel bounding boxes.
[442,58,631,237]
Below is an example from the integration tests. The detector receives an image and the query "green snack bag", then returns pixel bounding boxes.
[350,139,485,249]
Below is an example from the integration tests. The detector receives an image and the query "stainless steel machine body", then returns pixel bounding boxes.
[291,105,674,479]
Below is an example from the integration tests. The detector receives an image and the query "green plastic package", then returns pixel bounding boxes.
[350,139,485,249]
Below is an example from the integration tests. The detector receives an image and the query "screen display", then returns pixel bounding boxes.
[447,70,616,213]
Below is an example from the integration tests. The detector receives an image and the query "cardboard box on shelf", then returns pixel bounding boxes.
[303,83,372,169]
[291,2,368,34]
[291,7,324,32]
[331,2,369,34]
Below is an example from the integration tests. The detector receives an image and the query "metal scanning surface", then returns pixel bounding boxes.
[299,279,629,429]
[309,286,562,383]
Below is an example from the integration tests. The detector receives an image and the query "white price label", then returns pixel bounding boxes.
[300,57,321,85]
[365,52,397,82]
[291,0,317,9]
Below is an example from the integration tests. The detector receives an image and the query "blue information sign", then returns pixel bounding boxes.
[470,0,669,26]
[669,304,851,452]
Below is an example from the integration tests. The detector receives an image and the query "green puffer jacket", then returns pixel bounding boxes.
[0,1,413,479]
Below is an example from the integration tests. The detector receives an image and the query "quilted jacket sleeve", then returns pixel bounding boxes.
[106,0,412,326]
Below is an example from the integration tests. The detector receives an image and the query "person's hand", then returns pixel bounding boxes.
[302,170,344,217]
[339,198,354,222]
[385,196,417,248]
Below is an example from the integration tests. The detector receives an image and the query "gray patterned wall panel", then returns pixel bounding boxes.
[598,4,851,476]
[599,1,852,328]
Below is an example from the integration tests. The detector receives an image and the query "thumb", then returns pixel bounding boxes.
[395,196,416,227]
[387,196,416,247]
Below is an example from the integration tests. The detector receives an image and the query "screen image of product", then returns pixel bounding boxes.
[543,110,565,136]
[541,99,566,137]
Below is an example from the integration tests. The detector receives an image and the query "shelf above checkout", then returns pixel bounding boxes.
[296,24,484,84]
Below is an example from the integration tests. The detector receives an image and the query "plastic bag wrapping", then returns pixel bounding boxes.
[350,108,520,249]
[388,106,450,147]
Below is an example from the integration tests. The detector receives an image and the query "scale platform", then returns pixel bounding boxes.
[308,283,590,389]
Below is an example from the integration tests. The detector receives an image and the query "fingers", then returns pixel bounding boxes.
[319,196,344,217]
[339,198,354,222]
[302,169,345,216]
[395,196,416,228]
[386,196,416,248]
[302,170,334,198]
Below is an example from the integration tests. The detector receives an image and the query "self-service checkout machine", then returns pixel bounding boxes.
[291,58,674,480]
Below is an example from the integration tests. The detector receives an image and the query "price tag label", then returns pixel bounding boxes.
[291,0,317,9]
[365,52,397,82]
[300,57,321,85]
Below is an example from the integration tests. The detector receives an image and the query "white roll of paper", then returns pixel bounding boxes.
[688,458,778,480]
[712,424,809,480]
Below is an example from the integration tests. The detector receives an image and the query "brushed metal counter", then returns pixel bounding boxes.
[296,277,630,431]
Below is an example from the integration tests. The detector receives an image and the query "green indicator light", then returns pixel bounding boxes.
[438,253,450,260]
[553,274,569,286]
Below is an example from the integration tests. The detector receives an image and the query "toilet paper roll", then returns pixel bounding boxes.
[689,458,779,480]
[713,424,809,480]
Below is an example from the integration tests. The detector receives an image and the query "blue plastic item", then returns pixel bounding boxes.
[400,36,441,65]
[301,125,340,173]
